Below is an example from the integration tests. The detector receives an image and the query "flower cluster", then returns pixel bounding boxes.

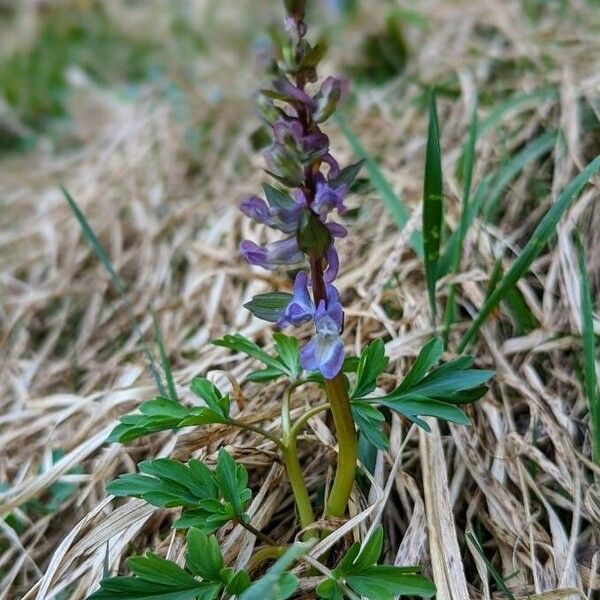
[239,3,358,380]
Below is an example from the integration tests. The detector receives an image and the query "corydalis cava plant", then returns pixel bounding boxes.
[240,0,359,520]
[90,2,494,598]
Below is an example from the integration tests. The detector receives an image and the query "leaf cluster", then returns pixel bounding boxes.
[317,527,435,600]
[88,528,251,600]
[107,449,251,532]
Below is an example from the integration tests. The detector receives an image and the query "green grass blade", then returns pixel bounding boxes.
[477,87,558,139]
[438,131,557,278]
[152,311,178,401]
[458,154,600,352]
[443,94,478,341]
[482,130,558,222]
[575,232,599,465]
[422,90,443,325]
[61,186,167,397]
[466,532,516,600]
[335,113,423,257]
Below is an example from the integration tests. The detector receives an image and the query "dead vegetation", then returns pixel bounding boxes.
[0,0,599,598]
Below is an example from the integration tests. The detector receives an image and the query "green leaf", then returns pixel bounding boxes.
[443,94,478,341]
[346,566,435,599]
[87,553,221,600]
[466,532,516,600]
[189,378,230,420]
[458,153,600,351]
[263,183,295,210]
[316,578,344,600]
[352,402,388,450]
[128,554,200,588]
[575,233,600,465]
[379,397,470,431]
[107,455,250,533]
[422,90,443,325]
[108,397,192,444]
[108,394,228,444]
[151,311,178,402]
[244,292,293,323]
[273,333,301,380]
[62,186,167,398]
[352,339,389,399]
[215,448,251,517]
[213,334,281,370]
[186,529,224,582]
[396,337,444,394]
[335,114,423,257]
[328,159,365,189]
[238,541,314,600]
[346,526,384,575]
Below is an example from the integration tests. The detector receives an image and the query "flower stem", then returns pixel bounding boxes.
[309,257,357,519]
[323,373,357,518]
[282,437,316,537]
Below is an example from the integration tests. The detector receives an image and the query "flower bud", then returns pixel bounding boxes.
[312,77,346,123]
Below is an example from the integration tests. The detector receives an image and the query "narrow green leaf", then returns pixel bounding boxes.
[273,332,301,379]
[328,159,365,189]
[466,531,516,600]
[422,90,443,325]
[213,334,282,372]
[186,529,224,582]
[244,292,292,323]
[152,311,178,402]
[443,94,478,341]
[215,448,249,517]
[61,186,166,397]
[458,154,600,351]
[438,131,558,278]
[396,337,444,393]
[347,566,435,599]
[335,114,423,257]
[352,402,389,450]
[352,339,389,399]
[575,233,600,465]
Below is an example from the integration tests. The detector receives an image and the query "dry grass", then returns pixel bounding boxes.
[1,0,599,598]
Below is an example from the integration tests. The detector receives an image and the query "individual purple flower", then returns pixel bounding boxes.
[273,119,329,162]
[300,296,345,379]
[240,192,306,234]
[323,244,339,284]
[273,78,316,111]
[312,176,347,217]
[240,236,304,269]
[278,271,314,328]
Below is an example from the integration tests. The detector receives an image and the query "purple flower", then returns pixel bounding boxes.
[240,236,304,269]
[312,176,347,217]
[300,296,345,379]
[278,271,314,328]
[323,245,339,283]
[240,192,306,234]
[272,119,329,162]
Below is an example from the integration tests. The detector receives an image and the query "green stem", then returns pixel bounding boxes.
[289,402,329,440]
[324,373,357,518]
[282,437,316,537]
[228,420,285,450]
